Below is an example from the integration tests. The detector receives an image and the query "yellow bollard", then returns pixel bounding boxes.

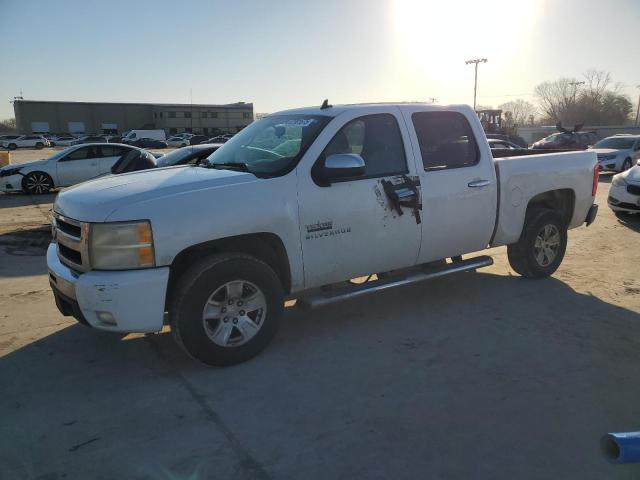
[0,151,10,167]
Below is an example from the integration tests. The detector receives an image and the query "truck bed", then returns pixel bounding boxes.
[490,150,597,247]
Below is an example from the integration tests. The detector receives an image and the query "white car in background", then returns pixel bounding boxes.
[590,135,640,172]
[608,160,640,216]
[1,135,50,150]
[166,136,190,147]
[50,135,77,147]
[0,143,141,194]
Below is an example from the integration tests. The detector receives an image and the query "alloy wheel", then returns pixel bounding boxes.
[533,224,561,267]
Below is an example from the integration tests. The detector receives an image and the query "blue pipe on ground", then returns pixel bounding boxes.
[601,432,640,464]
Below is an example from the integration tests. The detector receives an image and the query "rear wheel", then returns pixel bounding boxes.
[22,171,53,194]
[7,143,17,150]
[507,209,567,278]
[169,253,284,366]
[35,142,44,150]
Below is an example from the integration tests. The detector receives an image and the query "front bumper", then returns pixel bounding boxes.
[47,243,170,332]
[608,183,640,213]
[598,159,621,172]
[1,174,23,192]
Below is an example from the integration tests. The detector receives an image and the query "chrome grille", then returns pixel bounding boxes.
[52,212,89,272]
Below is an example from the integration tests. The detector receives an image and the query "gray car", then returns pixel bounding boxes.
[589,135,640,172]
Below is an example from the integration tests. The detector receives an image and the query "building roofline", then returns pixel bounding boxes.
[13,99,253,109]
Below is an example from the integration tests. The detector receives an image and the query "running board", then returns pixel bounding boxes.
[297,255,493,309]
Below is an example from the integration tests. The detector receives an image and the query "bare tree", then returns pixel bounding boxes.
[498,99,537,127]
[534,78,583,124]
[0,118,16,133]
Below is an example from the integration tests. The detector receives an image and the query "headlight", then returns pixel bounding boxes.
[612,175,627,187]
[89,221,155,270]
[0,166,23,177]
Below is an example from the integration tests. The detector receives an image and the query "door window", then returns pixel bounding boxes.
[97,146,127,157]
[63,147,92,161]
[319,113,407,180]
[412,112,479,170]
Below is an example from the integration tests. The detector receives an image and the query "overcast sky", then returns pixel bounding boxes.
[0,0,639,119]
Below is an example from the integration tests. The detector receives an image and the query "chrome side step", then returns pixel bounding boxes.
[297,255,493,309]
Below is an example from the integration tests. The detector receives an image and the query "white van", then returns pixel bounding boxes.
[122,129,166,143]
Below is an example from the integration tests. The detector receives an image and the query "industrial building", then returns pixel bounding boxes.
[13,100,254,136]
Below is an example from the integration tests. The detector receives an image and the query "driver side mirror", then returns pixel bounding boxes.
[322,153,365,184]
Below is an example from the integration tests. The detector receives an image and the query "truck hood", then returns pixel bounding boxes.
[54,166,258,222]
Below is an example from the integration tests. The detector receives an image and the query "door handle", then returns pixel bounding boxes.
[468,179,491,188]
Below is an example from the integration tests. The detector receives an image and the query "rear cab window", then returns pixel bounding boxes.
[411,112,480,170]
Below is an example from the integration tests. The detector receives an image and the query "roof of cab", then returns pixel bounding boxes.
[269,102,473,118]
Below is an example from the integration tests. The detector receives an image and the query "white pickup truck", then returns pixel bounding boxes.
[47,103,599,366]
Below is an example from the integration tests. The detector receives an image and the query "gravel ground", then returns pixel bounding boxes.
[0,148,639,479]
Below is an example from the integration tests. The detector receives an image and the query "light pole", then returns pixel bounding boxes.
[635,85,640,127]
[465,58,487,110]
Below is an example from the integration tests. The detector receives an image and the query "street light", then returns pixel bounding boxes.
[465,58,487,110]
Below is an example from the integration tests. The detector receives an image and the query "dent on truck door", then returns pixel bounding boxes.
[297,111,422,289]
[406,110,497,262]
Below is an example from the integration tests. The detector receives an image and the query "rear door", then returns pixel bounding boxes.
[296,108,422,288]
[96,145,129,174]
[401,108,497,263]
[55,146,100,186]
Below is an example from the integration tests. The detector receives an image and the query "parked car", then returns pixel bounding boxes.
[107,136,122,144]
[206,134,233,143]
[156,143,223,168]
[166,136,190,148]
[0,143,140,194]
[0,134,22,144]
[73,135,108,145]
[608,160,640,216]
[589,135,640,173]
[50,135,77,147]
[122,129,166,144]
[187,135,208,145]
[487,138,521,149]
[130,138,168,149]
[532,131,598,150]
[46,103,598,366]
[1,135,50,150]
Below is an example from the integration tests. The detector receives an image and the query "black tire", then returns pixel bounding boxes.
[622,158,632,171]
[50,142,56,147]
[507,208,567,278]
[22,171,53,194]
[7,143,17,150]
[35,142,44,150]
[169,253,284,366]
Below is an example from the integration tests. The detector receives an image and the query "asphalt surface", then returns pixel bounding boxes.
[1,150,639,479]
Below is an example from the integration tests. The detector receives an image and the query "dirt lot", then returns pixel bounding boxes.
[1,149,639,479]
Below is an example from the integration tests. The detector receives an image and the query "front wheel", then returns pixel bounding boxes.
[22,171,53,194]
[507,209,567,278]
[35,142,44,150]
[7,143,17,150]
[622,158,632,172]
[169,253,284,366]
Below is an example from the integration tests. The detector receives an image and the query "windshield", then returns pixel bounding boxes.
[157,147,202,167]
[206,114,331,176]
[593,137,635,149]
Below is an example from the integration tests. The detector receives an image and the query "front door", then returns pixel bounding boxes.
[401,108,498,263]
[297,110,422,289]
[56,146,100,186]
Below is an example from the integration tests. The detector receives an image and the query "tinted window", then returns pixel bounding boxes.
[98,146,127,157]
[64,147,91,161]
[168,112,176,118]
[320,114,407,178]
[412,112,479,170]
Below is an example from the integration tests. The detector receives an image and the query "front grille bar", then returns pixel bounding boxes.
[52,212,90,272]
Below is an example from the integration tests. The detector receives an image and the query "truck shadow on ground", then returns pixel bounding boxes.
[1,271,640,479]
[0,191,56,209]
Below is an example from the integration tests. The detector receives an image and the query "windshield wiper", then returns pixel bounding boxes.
[206,162,252,172]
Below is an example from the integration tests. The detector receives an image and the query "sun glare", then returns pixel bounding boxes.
[390,0,542,101]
